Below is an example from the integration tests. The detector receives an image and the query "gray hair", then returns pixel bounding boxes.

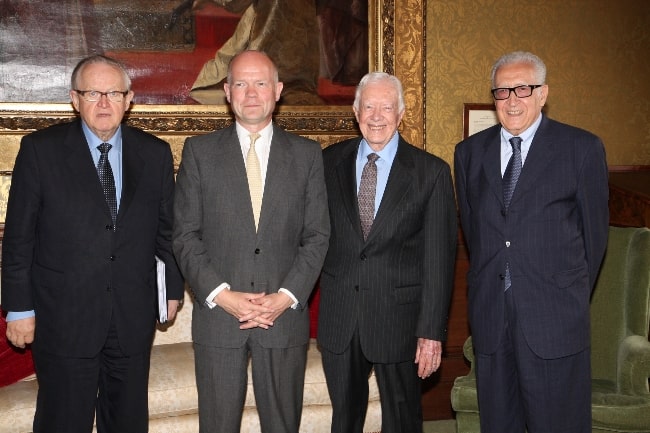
[71,55,132,90]
[353,72,405,113]
[491,51,547,87]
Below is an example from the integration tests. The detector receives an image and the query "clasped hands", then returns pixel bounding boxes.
[214,290,293,330]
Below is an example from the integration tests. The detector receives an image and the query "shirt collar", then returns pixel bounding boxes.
[82,121,123,154]
[358,131,400,165]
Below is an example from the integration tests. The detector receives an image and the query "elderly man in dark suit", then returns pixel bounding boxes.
[454,51,609,433]
[317,71,458,433]
[1,55,184,433]
[173,50,330,433]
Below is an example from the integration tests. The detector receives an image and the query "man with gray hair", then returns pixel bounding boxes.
[454,51,609,432]
[2,54,184,432]
[318,71,457,432]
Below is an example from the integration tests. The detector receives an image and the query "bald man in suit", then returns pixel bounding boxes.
[173,50,329,433]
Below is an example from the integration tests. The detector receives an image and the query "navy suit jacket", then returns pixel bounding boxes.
[318,136,457,363]
[1,119,184,357]
[454,115,609,359]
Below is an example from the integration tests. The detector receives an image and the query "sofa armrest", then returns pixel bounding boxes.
[618,334,650,395]
[462,336,477,379]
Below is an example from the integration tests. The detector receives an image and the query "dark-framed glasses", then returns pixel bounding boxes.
[74,90,129,102]
[491,85,543,100]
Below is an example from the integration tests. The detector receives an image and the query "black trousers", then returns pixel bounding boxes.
[321,330,422,433]
[32,318,151,433]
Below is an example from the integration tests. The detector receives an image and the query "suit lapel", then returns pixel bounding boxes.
[335,139,364,240]
[365,138,412,242]
[508,116,559,208]
[257,125,292,234]
[63,121,112,220]
[480,128,505,208]
[119,126,145,222]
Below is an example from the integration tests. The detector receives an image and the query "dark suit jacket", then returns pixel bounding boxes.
[1,119,184,357]
[454,115,609,359]
[172,123,330,349]
[317,136,457,363]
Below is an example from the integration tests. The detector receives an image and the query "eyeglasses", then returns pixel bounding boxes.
[491,85,542,100]
[74,90,129,102]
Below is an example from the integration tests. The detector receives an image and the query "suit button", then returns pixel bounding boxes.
[360,254,367,260]
[105,225,113,230]
[501,209,507,216]
[106,286,112,292]
[354,285,359,291]
[254,248,260,254]
[499,274,505,280]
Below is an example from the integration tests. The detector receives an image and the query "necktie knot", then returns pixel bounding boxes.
[509,136,522,152]
[367,153,379,164]
[249,133,261,147]
[98,142,112,154]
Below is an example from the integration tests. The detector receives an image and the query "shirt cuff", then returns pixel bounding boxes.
[205,283,230,309]
[7,310,36,321]
[278,288,299,309]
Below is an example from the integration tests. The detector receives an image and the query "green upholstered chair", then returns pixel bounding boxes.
[450,226,650,433]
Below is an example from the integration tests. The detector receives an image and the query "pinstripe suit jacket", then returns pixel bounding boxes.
[317,136,457,363]
[173,123,330,349]
[454,115,609,359]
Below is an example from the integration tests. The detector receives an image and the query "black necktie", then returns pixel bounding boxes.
[97,143,117,225]
[358,153,379,240]
[503,136,522,290]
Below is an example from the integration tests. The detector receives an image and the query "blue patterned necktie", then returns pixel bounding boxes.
[358,153,379,240]
[503,136,522,209]
[97,143,117,226]
[503,136,522,290]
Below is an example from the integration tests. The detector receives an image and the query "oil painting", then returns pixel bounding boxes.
[0,0,368,105]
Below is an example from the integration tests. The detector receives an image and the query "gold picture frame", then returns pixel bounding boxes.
[0,0,426,172]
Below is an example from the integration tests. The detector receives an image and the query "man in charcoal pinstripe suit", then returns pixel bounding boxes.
[317,72,457,433]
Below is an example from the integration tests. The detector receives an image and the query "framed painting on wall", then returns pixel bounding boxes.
[0,0,369,106]
[0,0,426,174]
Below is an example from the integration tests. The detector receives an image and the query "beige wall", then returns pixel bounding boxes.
[425,0,650,167]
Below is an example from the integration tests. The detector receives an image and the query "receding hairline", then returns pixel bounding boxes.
[70,55,132,90]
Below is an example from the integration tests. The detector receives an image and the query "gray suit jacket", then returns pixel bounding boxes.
[317,136,457,363]
[454,115,609,359]
[173,123,330,349]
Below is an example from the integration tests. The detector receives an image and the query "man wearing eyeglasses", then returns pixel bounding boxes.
[1,55,184,433]
[454,51,609,433]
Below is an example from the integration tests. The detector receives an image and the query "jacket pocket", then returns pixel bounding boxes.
[553,266,588,289]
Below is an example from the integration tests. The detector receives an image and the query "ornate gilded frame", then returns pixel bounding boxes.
[0,0,425,172]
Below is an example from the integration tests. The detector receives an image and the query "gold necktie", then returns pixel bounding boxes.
[246,133,262,230]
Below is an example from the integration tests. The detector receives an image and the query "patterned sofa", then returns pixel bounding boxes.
[0,289,382,432]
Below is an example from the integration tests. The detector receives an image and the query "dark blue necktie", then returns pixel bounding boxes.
[503,136,522,209]
[97,143,117,226]
[503,136,522,290]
